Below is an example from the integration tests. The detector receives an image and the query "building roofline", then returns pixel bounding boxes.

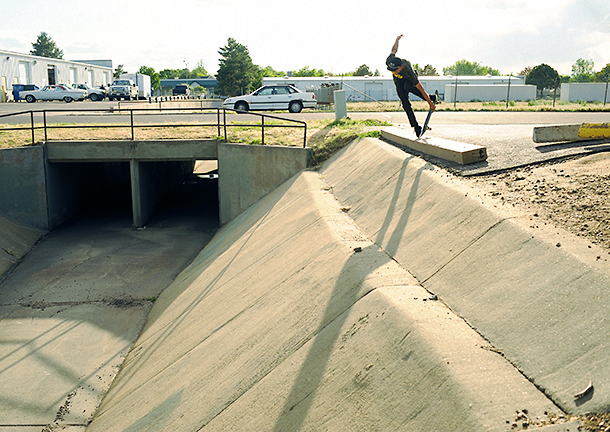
[0,49,112,71]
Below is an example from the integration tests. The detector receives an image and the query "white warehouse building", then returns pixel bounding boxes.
[263,75,533,103]
[0,49,113,102]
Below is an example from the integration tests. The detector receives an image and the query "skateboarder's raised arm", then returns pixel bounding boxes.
[391,34,403,54]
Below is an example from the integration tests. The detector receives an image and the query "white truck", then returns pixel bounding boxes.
[120,73,152,99]
[108,79,139,101]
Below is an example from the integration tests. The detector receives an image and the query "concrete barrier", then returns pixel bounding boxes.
[533,124,600,143]
[321,137,610,414]
[87,161,559,431]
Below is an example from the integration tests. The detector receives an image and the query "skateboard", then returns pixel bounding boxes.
[418,108,433,138]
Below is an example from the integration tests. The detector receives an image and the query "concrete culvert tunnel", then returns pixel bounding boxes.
[0,140,311,430]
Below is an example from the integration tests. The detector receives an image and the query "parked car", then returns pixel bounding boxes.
[71,83,106,101]
[172,84,191,96]
[20,85,87,103]
[222,84,317,113]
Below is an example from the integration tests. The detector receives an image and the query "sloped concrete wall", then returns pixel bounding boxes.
[87,164,557,431]
[321,137,610,414]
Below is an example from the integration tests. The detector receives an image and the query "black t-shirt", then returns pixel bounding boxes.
[390,57,419,86]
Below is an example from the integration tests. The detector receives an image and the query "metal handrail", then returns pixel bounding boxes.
[0,107,308,148]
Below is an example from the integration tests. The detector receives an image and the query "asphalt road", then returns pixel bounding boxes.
[2,100,608,175]
[1,99,608,126]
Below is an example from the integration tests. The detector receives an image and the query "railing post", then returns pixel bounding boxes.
[43,110,48,142]
[30,111,35,145]
[223,109,227,142]
[261,116,265,145]
[217,108,221,137]
[130,110,134,140]
[303,123,307,148]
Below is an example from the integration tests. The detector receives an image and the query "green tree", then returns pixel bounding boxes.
[179,68,190,79]
[594,63,610,82]
[192,60,209,77]
[293,66,326,77]
[253,65,286,89]
[414,64,439,76]
[113,65,126,79]
[571,58,595,82]
[216,38,257,96]
[519,66,533,77]
[159,69,181,79]
[138,66,161,90]
[443,59,500,76]
[354,64,373,76]
[30,32,63,59]
[525,64,559,98]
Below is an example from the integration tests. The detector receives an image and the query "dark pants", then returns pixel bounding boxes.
[394,78,431,133]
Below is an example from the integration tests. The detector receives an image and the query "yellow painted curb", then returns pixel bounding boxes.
[578,122,610,139]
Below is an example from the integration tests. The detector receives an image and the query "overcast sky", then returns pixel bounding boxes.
[1,0,608,77]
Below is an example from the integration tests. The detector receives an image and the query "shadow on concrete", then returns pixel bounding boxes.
[535,139,608,153]
[271,158,432,430]
[375,157,435,256]
[271,244,388,432]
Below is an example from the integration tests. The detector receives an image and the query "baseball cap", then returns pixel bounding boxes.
[386,54,402,71]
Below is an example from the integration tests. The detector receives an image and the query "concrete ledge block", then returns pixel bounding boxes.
[381,126,487,165]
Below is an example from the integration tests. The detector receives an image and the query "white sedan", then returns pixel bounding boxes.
[70,83,106,101]
[20,85,87,103]
[223,84,317,113]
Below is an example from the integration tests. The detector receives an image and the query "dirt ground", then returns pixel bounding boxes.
[465,152,610,252]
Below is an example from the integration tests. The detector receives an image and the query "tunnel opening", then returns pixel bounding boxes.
[53,160,220,234]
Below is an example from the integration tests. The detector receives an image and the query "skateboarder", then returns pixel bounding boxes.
[387,34,437,137]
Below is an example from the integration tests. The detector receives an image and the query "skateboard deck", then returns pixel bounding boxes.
[418,109,433,138]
